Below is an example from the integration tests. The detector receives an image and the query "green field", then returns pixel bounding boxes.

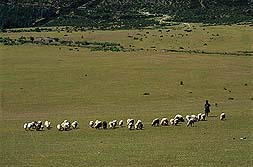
[1,24,253,167]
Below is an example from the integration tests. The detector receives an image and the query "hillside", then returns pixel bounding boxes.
[1,0,252,29]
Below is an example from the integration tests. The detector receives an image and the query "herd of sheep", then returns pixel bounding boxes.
[23,113,226,131]
[23,120,51,131]
[56,120,78,131]
[88,119,144,130]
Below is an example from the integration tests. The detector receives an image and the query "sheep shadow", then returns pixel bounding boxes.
[108,127,120,130]
[187,125,198,128]
[36,129,45,131]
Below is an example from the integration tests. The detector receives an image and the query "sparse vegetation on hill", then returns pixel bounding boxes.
[1,0,252,29]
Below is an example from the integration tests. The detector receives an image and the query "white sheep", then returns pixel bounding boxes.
[135,120,143,130]
[109,121,116,129]
[191,115,198,122]
[112,120,117,124]
[62,120,71,129]
[127,119,134,125]
[89,121,94,128]
[135,120,139,130]
[71,121,78,129]
[112,120,117,128]
[185,115,191,122]
[119,120,124,127]
[61,122,66,130]
[174,114,185,122]
[56,124,63,131]
[200,114,206,121]
[61,120,71,131]
[128,122,134,130]
[187,118,194,127]
[170,118,179,126]
[35,121,43,131]
[197,113,202,121]
[94,120,102,129]
[160,118,169,126]
[23,123,28,130]
[102,121,107,129]
[151,118,159,126]
[27,122,34,130]
[170,119,175,125]
[220,113,225,121]
[44,120,51,129]
[174,118,179,125]
[138,121,143,130]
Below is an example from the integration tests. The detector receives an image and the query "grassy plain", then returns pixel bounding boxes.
[1,24,253,166]
[2,24,253,53]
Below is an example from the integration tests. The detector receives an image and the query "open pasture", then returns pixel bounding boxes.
[1,24,253,166]
[2,24,253,54]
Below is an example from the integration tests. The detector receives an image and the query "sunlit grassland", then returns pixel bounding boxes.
[1,24,253,166]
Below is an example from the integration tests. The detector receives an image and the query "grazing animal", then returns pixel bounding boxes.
[40,125,44,131]
[160,118,169,126]
[102,121,107,129]
[191,115,198,122]
[36,121,43,131]
[23,123,28,130]
[138,122,143,130]
[44,121,51,129]
[94,120,102,129]
[220,113,225,121]
[71,121,78,129]
[94,120,100,126]
[127,119,134,125]
[187,118,194,127]
[151,118,159,126]
[27,122,35,130]
[185,115,191,122]
[197,113,202,121]
[64,120,71,129]
[174,114,185,122]
[89,121,94,128]
[170,119,175,125]
[94,121,102,129]
[57,124,63,131]
[174,118,179,125]
[112,120,117,124]
[109,121,116,129]
[61,120,71,131]
[119,120,123,127]
[200,114,206,121]
[135,120,143,130]
[128,122,134,130]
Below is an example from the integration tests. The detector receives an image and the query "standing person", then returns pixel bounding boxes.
[204,100,211,117]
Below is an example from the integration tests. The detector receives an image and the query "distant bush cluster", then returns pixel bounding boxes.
[0,36,122,52]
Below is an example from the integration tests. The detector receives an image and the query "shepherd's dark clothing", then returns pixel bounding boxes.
[204,101,211,116]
